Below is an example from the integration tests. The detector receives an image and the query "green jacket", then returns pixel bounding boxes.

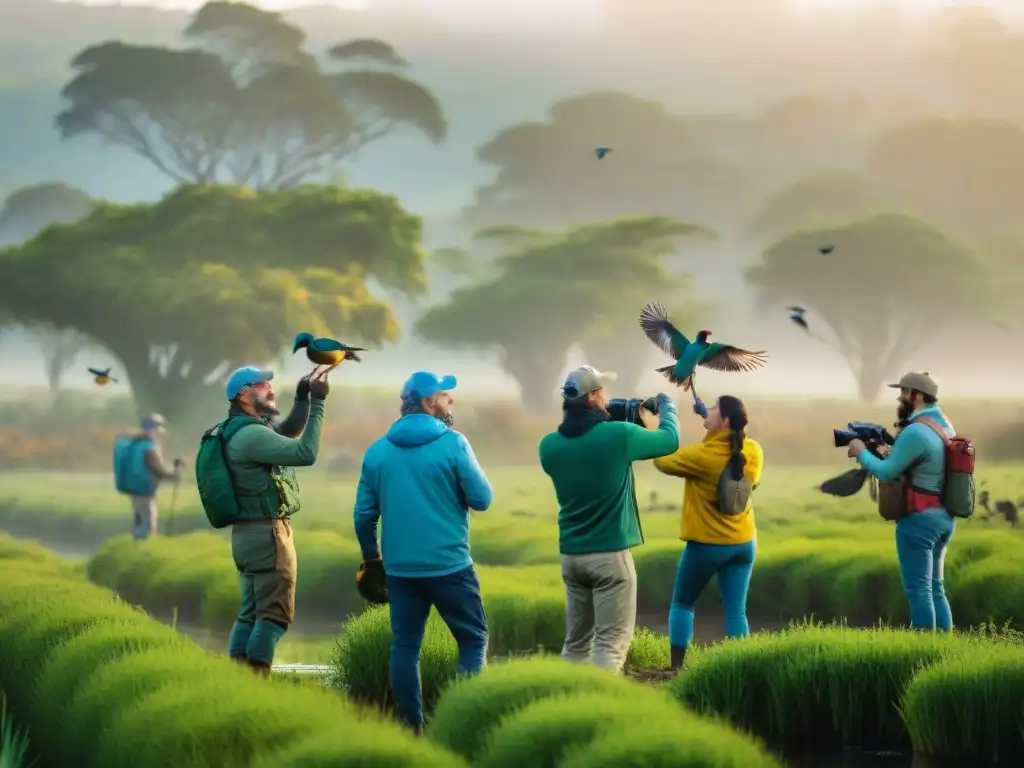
[224,398,325,520]
[539,403,680,555]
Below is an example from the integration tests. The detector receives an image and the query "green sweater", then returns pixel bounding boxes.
[539,404,680,555]
[225,398,325,520]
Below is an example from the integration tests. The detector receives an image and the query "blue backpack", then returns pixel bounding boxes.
[113,435,154,496]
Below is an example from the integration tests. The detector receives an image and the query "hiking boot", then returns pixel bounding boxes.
[670,645,687,672]
[245,658,272,677]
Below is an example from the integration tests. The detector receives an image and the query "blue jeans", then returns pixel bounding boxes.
[668,539,755,648]
[895,508,955,631]
[388,566,488,728]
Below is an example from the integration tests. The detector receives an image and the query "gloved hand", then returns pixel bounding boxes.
[655,392,675,413]
[356,558,388,604]
[692,398,708,418]
[308,370,330,400]
[641,396,659,414]
[295,372,312,400]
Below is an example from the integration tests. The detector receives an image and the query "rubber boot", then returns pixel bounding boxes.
[246,658,272,677]
[670,645,687,672]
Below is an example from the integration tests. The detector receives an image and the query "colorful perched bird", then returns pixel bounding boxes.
[88,366,117,385]
[639,302,768,399]
[788,306,809,330]
[594,146,612,159]
[819,245,835,254]
[292,332,364,374]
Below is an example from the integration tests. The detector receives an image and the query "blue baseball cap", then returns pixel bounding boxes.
[401,371,457,401]
[225,366,274,400]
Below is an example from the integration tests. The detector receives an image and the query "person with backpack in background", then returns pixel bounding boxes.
[353,371,493,732]
[112,413,183,540]
[650,394,763,674]
[845,372,975,632]
[194,365,330,675]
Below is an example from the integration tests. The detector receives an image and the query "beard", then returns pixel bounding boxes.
[434,407,455,427]
[254,394,280,417]
[897,398,914,423]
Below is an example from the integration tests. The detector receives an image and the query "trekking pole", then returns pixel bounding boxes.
[166,478,180,536]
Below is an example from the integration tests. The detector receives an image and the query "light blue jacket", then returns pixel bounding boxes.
[856,405,954,506]
[353,413,493,578]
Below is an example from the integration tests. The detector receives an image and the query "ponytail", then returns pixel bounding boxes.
[718,395,749,481]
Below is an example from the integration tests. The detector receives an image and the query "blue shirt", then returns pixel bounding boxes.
[856,405,954,501]
[353,413,493,578]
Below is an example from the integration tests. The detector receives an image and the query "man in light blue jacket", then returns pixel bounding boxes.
[845,371,955,631]
[353,370,493,731]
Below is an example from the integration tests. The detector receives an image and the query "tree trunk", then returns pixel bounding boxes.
[502,345,568,413]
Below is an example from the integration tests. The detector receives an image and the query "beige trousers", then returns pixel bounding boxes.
[560,549,637,672]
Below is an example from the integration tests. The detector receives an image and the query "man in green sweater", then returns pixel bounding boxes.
[218,365,329,674]
[539,365,679,672]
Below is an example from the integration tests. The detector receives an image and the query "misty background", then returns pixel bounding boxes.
[1,0,1023,401]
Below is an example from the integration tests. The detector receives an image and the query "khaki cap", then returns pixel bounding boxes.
[888,372,938,398]
[561,365,617,401]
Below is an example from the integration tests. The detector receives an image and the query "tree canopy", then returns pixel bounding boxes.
[416,215,710,409]
[0,184,426,424]
[746,213,995,401]
[56,1,446,188]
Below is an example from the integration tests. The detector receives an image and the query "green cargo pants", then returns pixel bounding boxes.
[231,517,298,628]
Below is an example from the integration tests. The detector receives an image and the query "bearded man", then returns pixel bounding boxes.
[217,365,329,674]
[354,371,493,732]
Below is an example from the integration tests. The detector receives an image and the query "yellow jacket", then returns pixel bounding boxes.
[653,428,763,544]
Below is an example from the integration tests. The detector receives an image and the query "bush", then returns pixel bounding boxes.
[428,657,642,761]
[672,624,965,750]
[900,643,1024,762]
[0,567,460,767]
[476,689,781,768]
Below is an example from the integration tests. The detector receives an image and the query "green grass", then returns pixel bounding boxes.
[0,695,32,768]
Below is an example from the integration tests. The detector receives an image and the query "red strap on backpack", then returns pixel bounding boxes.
[904,417,975,513]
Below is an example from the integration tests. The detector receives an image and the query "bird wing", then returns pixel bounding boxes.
[88,367,104,376]
[311,337,344,351]
[639,302,690,359]
[698,343,768,373]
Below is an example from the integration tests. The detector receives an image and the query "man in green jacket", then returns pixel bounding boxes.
[219,365,329,674]
[539,366,679,672]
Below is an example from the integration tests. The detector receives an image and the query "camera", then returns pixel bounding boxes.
[832,422,896,456]
[608,397,659,426]
[819,421,897,498]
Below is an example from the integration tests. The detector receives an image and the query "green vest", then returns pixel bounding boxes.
[224,414,302,522]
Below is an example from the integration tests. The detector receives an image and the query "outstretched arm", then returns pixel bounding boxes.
[273,398,311,438]
[856,425,928,482]
[624,395,680,461]
[230,400,325,467]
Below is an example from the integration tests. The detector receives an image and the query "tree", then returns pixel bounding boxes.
[465,92,749,232]
[56,1,446,188]
[865,118,1024,237]
[416,216,707,410]
[747,171,883,239]
[0,182,98,396]
[745,213,995,402]
[0,184,427,426]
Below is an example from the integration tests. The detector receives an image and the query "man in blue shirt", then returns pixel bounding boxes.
[845,371,955,631]
[353,371,493,731]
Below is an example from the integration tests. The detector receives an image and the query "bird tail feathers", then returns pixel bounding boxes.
[656,365,690,389]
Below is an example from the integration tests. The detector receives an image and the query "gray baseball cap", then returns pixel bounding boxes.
[888,371,938,398]
[561,365,617,402]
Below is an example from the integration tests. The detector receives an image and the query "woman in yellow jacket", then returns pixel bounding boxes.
[652,395,762,672]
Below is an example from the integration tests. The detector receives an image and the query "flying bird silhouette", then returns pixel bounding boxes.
[292,333,364,375]
[819,245,835,254]
[639,302,768,402]
[88,367,117,385]
[594,146,611,159]
[788,306,809,330]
